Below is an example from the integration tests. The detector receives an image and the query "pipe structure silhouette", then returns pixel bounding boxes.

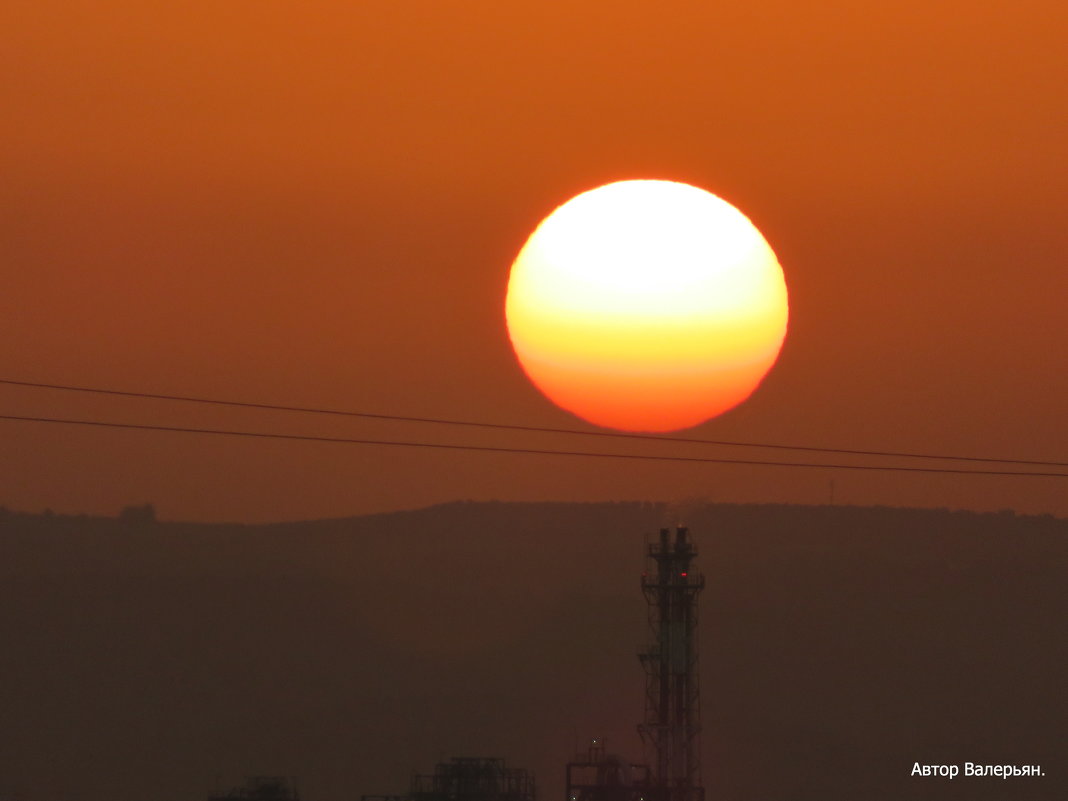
[638,528,705,801]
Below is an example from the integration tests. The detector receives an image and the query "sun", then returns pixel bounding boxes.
[505,179,788,432]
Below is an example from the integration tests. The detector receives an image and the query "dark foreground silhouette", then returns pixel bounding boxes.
[0,501,1064,801]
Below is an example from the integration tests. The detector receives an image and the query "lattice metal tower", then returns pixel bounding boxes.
[637,527,705,801]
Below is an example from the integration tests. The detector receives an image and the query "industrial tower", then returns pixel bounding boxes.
[638,527,705,801]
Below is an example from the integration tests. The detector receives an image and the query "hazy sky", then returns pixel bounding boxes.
[3,0,1066,521]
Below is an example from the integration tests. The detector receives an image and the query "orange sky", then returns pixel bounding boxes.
[2,0,1066,521]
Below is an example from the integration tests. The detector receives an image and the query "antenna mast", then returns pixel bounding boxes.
[638,527,705,801]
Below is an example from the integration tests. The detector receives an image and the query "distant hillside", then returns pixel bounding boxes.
[0,502,1064,801]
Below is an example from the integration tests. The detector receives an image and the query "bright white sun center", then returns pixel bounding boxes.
[505,179,788,432]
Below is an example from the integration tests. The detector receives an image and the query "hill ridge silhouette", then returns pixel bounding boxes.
[0,500,1063,801]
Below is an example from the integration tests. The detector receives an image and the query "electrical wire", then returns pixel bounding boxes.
[1,413,1066,478]
[0,378,1063,468]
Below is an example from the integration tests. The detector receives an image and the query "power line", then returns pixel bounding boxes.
[1,413,1066,478]
[1,377,1064,468]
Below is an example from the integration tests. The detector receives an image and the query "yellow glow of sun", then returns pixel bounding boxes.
[505,179,788,432]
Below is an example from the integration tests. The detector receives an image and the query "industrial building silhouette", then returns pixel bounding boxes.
[210,777,301,800]
[359,527,704,801]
